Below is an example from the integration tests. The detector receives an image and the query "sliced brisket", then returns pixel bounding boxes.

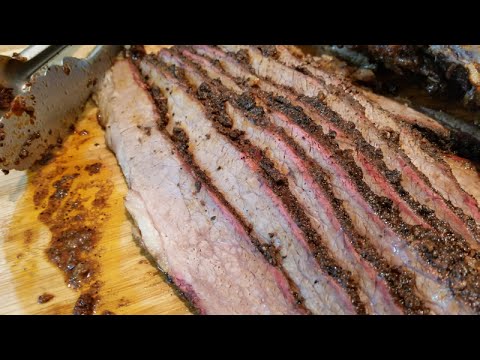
[96,59,303,315]
[96,46,480,315]
[192,45,480,314]
[139,56,365,314]
[175,48,426,314]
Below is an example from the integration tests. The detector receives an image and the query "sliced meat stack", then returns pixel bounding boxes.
[96,45,480,315]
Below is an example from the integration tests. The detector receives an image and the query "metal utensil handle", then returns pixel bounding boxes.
[87,45,123,64]
[17,45,69,79]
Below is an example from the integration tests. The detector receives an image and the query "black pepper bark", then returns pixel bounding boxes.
[185,45,480,312]
[174,47,434,314]
[260,92,480,312]
[161,56,367,314]
[297,94,480,244]
[139,59,309,313]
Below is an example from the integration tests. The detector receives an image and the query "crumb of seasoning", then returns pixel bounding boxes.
[194,180,202,193]
[84,162,102,175]
[73,293,98,315]
[37,293,55,304]
[78,129,89,136]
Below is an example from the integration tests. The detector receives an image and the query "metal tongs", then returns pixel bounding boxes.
[0,45,122,171]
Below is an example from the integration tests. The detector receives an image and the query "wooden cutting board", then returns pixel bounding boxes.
[0,100,190,315]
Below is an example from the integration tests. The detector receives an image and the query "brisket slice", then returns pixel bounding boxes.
[172,48,426,314]
[95,59,304,315]
[192,45,480,314]
[139,56,365,314]
[272,45,480,229]
[214,45,480,248]
[443,154,480,205]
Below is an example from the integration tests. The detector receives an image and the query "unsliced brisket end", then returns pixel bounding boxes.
[139,56,366,314]
[331,45,480,108]
[95,59,304,315]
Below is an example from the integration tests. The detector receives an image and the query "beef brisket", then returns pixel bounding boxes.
[95,45,480,315]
